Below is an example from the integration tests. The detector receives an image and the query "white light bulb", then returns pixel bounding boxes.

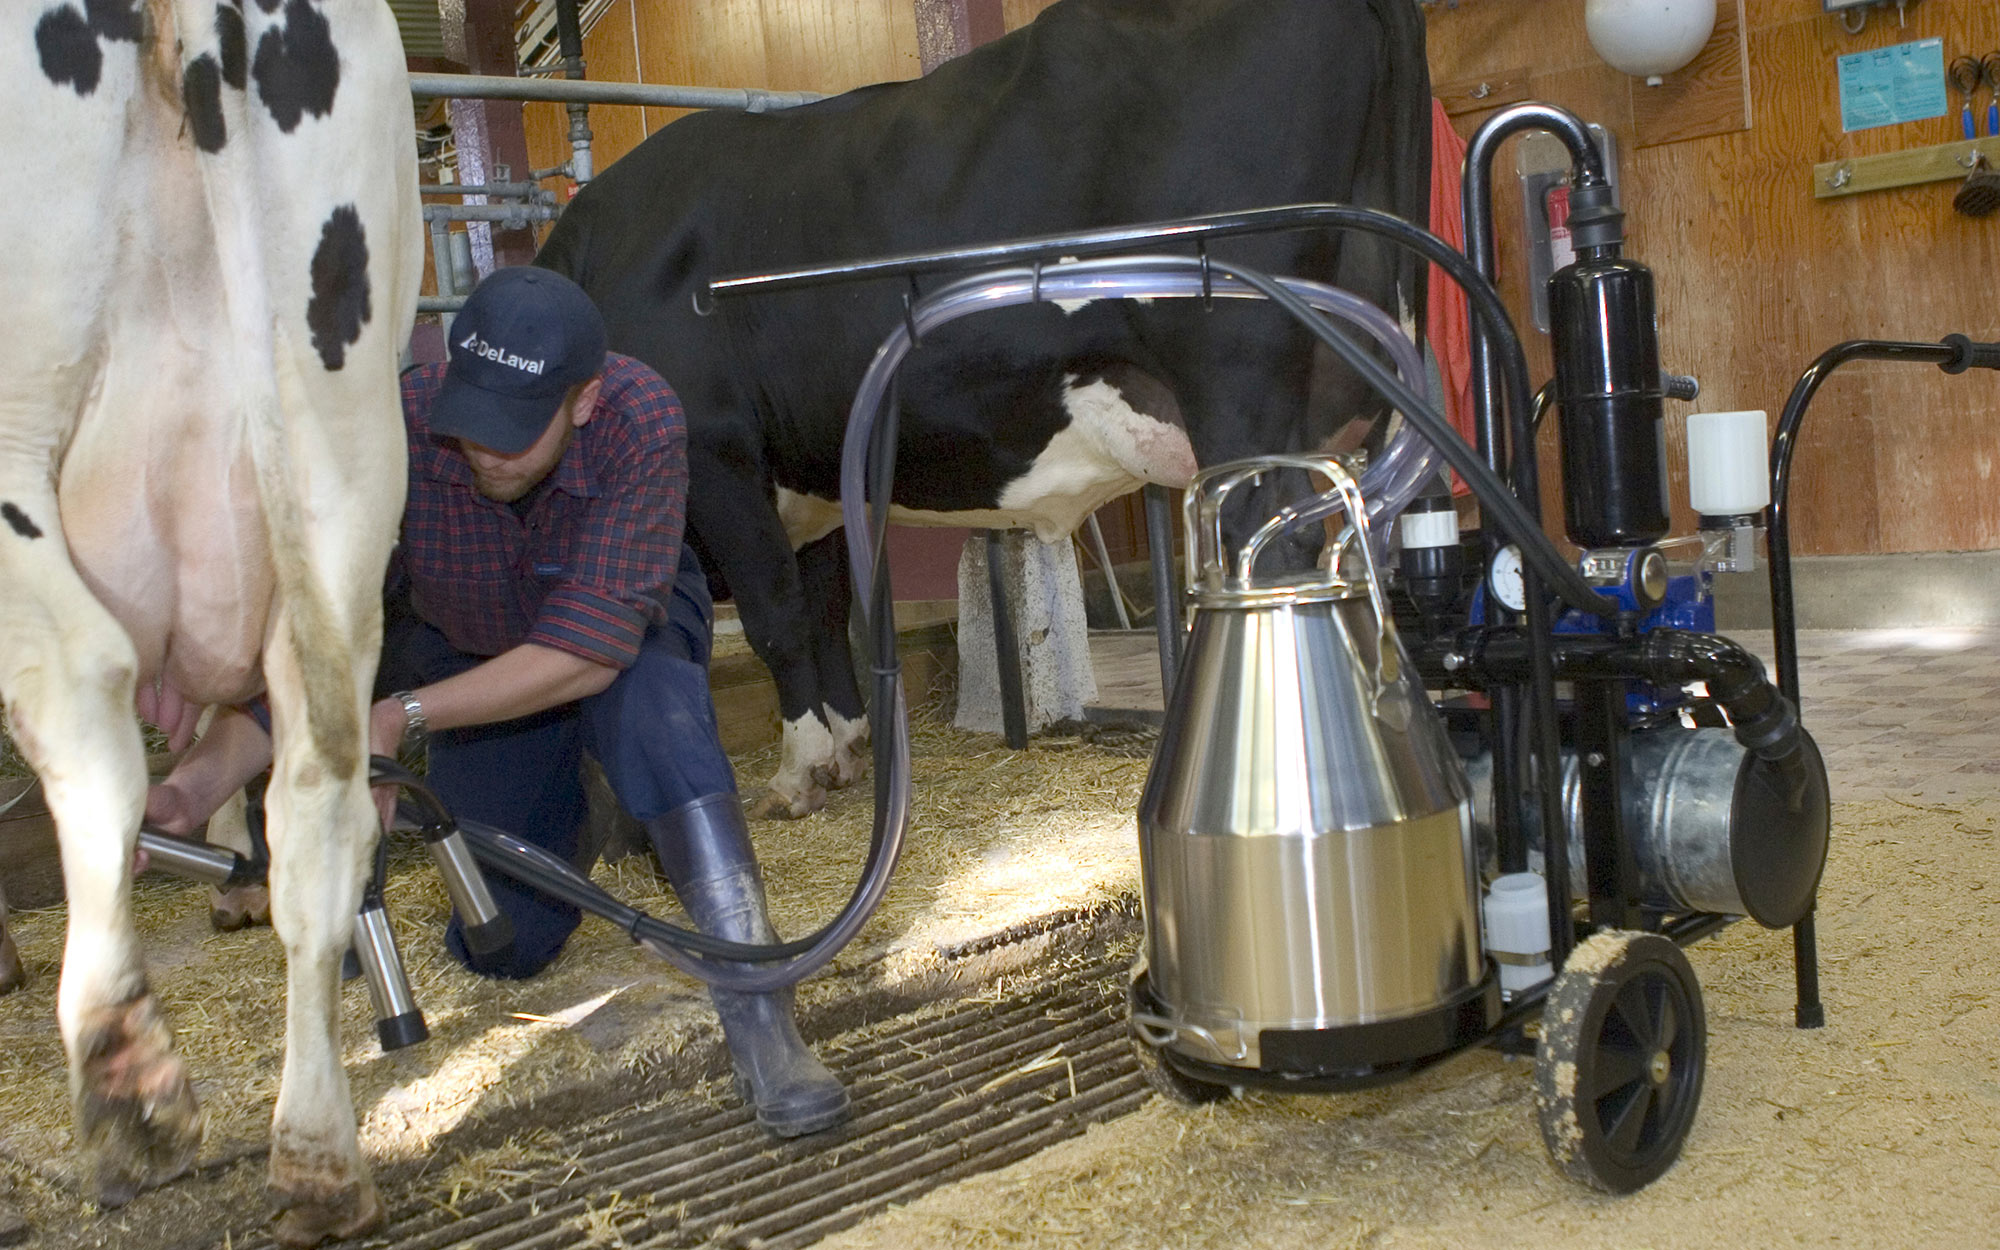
[1585,0,1717,85]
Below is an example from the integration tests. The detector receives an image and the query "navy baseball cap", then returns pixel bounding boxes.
[431,267,608,455]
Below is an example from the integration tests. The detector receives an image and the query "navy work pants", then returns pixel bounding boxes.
[384,547,736,979]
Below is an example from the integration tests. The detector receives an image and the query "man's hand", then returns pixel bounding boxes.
[144,777,206,838]
[356,647,615,835]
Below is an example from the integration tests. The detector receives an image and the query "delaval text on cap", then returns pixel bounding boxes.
[428,267,609,455]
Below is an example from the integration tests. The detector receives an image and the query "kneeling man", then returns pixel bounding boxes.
[151,267,847,1137]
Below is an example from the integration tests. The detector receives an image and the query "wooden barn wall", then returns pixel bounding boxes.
[520,0,924,173]
[1429,0,2000,556]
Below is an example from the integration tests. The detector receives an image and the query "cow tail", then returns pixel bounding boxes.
[237,302,365,782]
[1374,0,1432,344]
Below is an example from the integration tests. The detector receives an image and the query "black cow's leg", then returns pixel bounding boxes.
[797,531,868,791]
[686,456,834,819]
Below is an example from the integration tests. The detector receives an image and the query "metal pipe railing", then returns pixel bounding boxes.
[419,181,551,200]
[422,203,561,225]
[407,71,824,113]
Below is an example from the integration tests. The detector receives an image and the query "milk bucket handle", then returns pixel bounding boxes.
[1185,454,1400,695]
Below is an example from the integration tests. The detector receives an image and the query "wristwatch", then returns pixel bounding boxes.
[392,690,429,748]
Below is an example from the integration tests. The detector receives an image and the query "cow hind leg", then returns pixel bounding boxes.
[797,531,868,791]
[259,609,382,1247]
[0,481,201,1205]
[688,464,832,819]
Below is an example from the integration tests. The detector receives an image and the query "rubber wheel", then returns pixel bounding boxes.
[1130,1035,1232,1106]
[1535,930,1706,1192]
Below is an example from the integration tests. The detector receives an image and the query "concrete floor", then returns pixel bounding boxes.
[1757,626,2000,801]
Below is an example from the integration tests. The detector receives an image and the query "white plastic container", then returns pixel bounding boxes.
[1686,409,1771,518]
[1482,872,1554,996]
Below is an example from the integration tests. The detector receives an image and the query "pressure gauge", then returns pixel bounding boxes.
[1489,545,1527,612]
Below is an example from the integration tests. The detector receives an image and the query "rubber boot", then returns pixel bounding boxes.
[647,793,849,1137]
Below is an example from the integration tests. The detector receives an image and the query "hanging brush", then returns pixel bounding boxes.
[1955,153,2000,217]
[1950,54,2000,218]
[1985,52,2000,140]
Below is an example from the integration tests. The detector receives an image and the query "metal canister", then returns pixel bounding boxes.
[1134,456,1483,1073]
[1464,725,1830,928]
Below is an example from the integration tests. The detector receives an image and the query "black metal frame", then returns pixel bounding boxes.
[1765,333,2000,1027]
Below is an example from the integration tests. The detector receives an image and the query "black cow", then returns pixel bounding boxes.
[536,0,1430,817]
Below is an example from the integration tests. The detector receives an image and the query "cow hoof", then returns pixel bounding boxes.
[747,786,824,821]
[828,742,870,791]
[74,993,202,1208]
[808,751,869,791]
[824,713,871,791]
[271,1176,383,1248]
[0,930,23,995]
[209,884,272,931]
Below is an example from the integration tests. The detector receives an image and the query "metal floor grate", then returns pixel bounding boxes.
[232,943,1146,1250]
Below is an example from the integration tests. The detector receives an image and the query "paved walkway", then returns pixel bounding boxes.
[1775,626,2000,802]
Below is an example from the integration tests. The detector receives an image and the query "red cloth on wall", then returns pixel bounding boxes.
[1427,97,1477,492]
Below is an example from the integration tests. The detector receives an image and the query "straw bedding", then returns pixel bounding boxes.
[818,796,2000,1250]
[4,728,1997,1248]
[0,713,1152,1222]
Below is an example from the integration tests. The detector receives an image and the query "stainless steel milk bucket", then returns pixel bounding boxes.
[1134,456,1482,1071]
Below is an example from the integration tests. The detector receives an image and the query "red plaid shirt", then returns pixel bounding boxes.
[397,353,688,669]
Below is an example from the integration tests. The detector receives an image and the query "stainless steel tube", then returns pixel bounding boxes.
[426,828,514,956]
[353,903,429,1051]
[408,72,823,114]
[137,830,249,888]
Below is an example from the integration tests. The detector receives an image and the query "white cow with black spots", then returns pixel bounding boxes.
[0,1,417,1243]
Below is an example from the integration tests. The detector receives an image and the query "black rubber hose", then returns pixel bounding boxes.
[1437,627,1814,808]
[452,818,816,961]
[373,757,909,992]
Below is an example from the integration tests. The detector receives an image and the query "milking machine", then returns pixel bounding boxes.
[1120,102,1832,1192]
[1119,104,1999,1194]
[698,98,1994,1190]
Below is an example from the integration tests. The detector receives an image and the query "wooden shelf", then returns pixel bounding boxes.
[1814,135,2000,199]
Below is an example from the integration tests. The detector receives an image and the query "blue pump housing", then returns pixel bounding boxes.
[1470,557,1715,718]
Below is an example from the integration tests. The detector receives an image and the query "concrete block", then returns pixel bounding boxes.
[955,531,1098,734]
